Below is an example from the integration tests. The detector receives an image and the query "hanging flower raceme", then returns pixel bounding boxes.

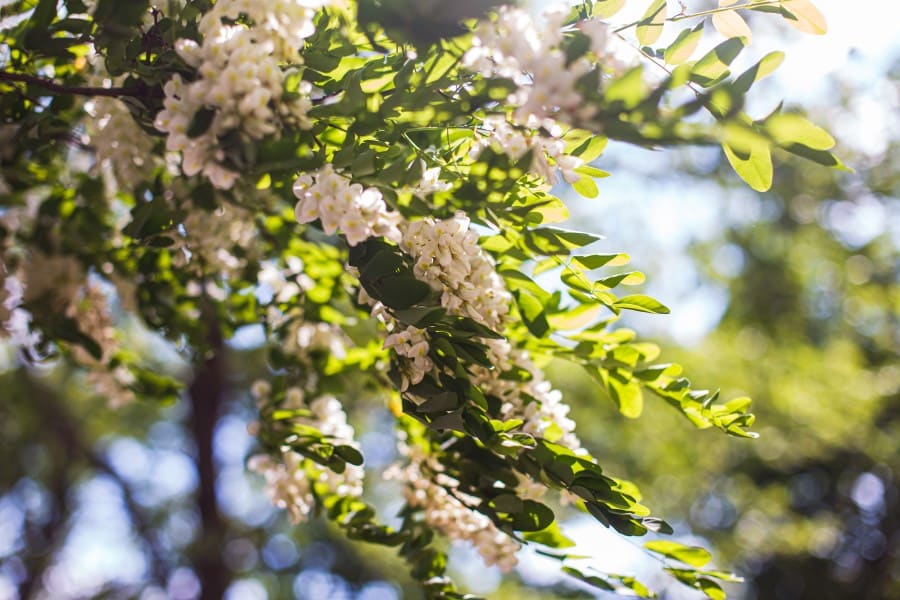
[470,115,584,185]
[155,0,329,188]
[293,164,403,246]
[385,437,521,572]
[464,5,594,127]
[400,213,511,331]
[249,384,364,524]
[0,269,40,353]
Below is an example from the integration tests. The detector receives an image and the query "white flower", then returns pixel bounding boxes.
[250,392,364,522]
[384,326,434,390]
[386,441,521,572]
[293,164,402,246]
[400,214,511,330]
[156,0,328,188]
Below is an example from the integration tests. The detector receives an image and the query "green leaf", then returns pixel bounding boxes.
[636,0,667,46]
[781,0,827,35]
[690,37,747,87]
[722,139,773,192]
[573,253,630,270]
[664,23,703,65]
[572,176,599,198]
[562,566,615,591]
[608,376,644,418]
[570,134,608,162]
[593,0,627,18]
[523,521,576,549]
[334,445,364,466]
[731,51,785,94]
[764,113,835,150]
[515,290,550,338]
[614,295,670,314]
[376,276,431,309]
[645,540,713,567]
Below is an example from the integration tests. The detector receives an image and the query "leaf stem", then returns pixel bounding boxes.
[613,0,783,34]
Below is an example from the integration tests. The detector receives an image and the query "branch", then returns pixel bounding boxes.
[188,306,230,600]
[0,70,156,98]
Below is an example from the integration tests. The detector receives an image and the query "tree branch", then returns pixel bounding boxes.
[0,70,157,98]
[188,308,230,600]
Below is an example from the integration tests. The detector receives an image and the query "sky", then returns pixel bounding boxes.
[562,0,900,346]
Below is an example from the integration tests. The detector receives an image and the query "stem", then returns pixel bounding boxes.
[0,70,155,98]
[187,310,230,600]
[613,0,783,34]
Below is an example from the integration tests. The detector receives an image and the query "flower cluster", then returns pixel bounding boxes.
[385,439,521,572]
[156,0,328,188]
[66,283,136,408]
[383,325,433,390]
[293,165,403,246]
[400,213,511,331]
[175,202,259,281]
[249,385,364,523]
[479,338,584,455]
[85,95,156,186]
[1,270,40,353]
[464,6,594,127]
[470,115,583,185]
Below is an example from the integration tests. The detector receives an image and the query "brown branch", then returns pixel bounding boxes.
[0,70,155,98]
[188,308,230,600]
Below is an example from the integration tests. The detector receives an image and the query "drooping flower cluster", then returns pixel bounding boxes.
[1,253,135,406]
[383,325,433,390]
[464,6,594,127]
[385,438,521,572]
[85,95,156,186]
[66,282,136,408]
[155,0,329,188]
[400,213,511,331]
[175,202,259,283]
[249,384,364,523]
[0,270,40,353]
[481,339,584,454]
[293,165,403,246]
[470,115,583,185]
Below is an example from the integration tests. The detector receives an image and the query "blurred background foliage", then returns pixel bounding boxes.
[2,4,899,600]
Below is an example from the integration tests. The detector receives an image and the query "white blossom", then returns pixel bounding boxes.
[383,325,433,390]
[463,5,596,126]
[385,440,520,572]
[156,0,329,188]
[249,387,364,523]
[400,213,511,331]
[293,164,402,246]
[470,115,583,185]
[85,95,156,185]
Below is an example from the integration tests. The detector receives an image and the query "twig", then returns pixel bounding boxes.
[0,70,154,98]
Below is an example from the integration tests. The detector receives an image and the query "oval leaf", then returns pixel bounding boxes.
[645,540,713,567]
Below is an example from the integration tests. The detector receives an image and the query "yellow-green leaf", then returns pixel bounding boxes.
[711,9,752,41]
[664,24,703,65]
[636,0,667,46]
[782,0,827,34]
[722,138,773,191]
[593,0,627,18]
[732,50,785,93]
[764,113,835,150]
[690,37,747,87]
[645,541,713,567]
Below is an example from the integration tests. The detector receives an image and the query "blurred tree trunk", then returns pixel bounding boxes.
[188,314,229,600]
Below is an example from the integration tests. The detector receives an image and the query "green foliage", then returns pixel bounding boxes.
[0,0,844,597]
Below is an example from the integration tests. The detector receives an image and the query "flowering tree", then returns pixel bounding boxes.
[0,0,842,597]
